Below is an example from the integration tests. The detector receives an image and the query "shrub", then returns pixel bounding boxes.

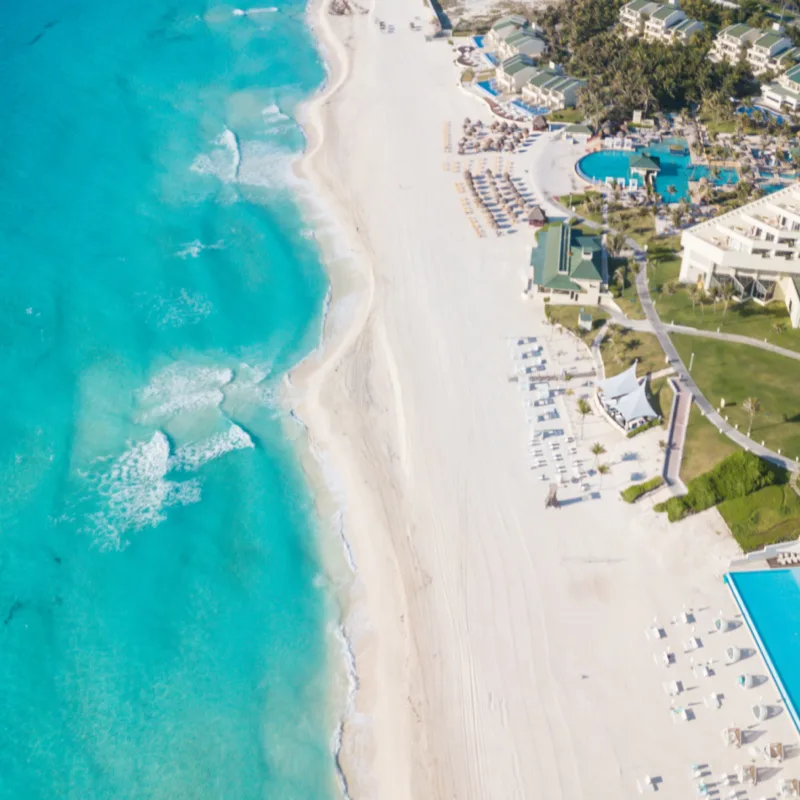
[627,418,661,438]
[621,476,664,503]
[655,451,787,522]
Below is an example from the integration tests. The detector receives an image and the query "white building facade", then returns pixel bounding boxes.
[679,183,800,327]
[619,0,703,43]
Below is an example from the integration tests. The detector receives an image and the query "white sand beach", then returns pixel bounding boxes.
[292,2,799,798]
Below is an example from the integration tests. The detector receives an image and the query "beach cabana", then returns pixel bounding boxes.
[766,742,784,762]
[612,382,658,431]
[629,153,661,186]
[527,205,547,227]
[725,645,742,663]
[531,114,548,132]
[596,363,640,401]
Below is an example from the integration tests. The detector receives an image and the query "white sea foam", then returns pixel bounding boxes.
[331,623,359,800]
[190,128,242,184]
[89,431,201,550]
[137,364,233,423]
[170,422,254,471]
[233,6,278,14]
[236,139,296,189]
[175,239,225,259]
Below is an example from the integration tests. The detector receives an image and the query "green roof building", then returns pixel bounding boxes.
[530,223,603,302]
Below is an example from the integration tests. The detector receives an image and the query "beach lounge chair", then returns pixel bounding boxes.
[725,645,742,664]
[765,742,784,763]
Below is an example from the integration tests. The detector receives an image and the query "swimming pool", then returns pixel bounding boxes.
[477,79,499,97]
[577,139,738,201]
[512,99,550,117]
[473,34,484,48]
[726,569,800,735]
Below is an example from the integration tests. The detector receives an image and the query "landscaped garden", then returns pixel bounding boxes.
[680,405,740,482]
[600,325,665,378]
[544,304,608,343]
[671,335,800,460]
[655,293,800,354]
[718,482,800,553]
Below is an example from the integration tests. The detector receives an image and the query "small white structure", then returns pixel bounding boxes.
[722,726,742,748]
[725,645,742,663]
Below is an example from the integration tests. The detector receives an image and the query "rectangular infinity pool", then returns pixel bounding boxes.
[726,569,800,734]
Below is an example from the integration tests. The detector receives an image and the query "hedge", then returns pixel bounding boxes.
[654,451,787,522]
[627,417,661,438]
[621,476,664,503]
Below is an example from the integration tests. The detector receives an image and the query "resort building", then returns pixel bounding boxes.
[709,23,798,75]
[619,0,704,44]
[497,28,547,61]
[529,222,603,303]
[496,54,539,94]
[596,364,659,432]
[521,66,585,109]
[678,183,800,327]
[761,63,800,112]
[485,14,530,50]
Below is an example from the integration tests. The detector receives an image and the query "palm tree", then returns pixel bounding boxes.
[597,463,610,488]
[577,397,592,439]
[720,282,735,319]
[590,442,606,465]
[688,283,700,315]
[743,397,761,437]
[607,230,627,259]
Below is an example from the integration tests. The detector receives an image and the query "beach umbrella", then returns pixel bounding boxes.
[726,645,742,664]
[753,704,769,722]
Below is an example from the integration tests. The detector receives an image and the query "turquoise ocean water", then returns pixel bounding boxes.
[0,1,339,797]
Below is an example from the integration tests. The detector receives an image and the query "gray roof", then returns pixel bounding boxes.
[597,363,640,400]
[614,382,658,423]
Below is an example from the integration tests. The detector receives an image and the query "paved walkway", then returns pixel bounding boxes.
[634,256,797,474]
[663,385,691,493]
[538,184,799,473]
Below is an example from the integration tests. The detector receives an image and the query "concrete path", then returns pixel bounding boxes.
[663,386,691,493]
[634,256,798,474]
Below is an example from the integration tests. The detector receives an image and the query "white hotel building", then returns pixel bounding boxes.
[679,183,800,327]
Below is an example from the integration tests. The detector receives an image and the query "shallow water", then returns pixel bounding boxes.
[0,1,337,797]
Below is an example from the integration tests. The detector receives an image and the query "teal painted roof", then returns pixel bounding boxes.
[623,0,654,12]
[753,32,788,50]
[530,223,602,291]
[672,17,703,33]
[505,28,539,45]
[630,154,661,171]
[501,53,536,74]
[722,23,753,40]
[492,14,528,30]
[651,5,680,21]
[527,68,560,88]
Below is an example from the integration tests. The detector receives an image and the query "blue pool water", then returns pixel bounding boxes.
[473,34,485,48]
[578,139,738,201]
[478,79,500,96]
[512,100,550,117]
[727,569,800,734]
[0,0,339,798]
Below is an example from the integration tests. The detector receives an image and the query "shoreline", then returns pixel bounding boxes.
[286,0,407,796]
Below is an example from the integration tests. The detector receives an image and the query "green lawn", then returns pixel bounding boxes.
[645,236,681,291]
[609,257,645,320]
[680,405,740,482]
[544,304,609,343]
[608,207,657,249]
[600,325,666,378]
[672,335,800,460]
[648,376,674,425]
[718,483,800,553]
[652,293,800,354]
[549,108,584,124]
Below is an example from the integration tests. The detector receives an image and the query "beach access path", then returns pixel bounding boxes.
[292,4,796,797]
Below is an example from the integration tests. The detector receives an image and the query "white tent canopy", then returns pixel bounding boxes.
[613,382,658,425]
[596,363,639,400]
